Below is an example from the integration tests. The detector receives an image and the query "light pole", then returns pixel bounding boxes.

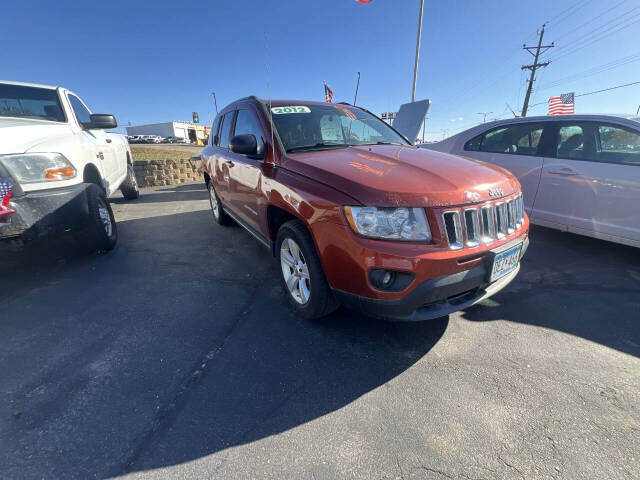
[477,111,493,123]
[411,0,425,102]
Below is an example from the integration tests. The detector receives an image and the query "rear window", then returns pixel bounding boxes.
[0,84,65,122]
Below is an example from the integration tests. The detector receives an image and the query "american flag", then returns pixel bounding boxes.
[548,92,575,115]
[0,178,16,218]
[324,81,334,103]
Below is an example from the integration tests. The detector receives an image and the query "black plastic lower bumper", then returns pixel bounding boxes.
[0,183,91,240]
[334,236,529,321]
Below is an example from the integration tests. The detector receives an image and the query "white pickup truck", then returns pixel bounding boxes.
[0,80,139,251]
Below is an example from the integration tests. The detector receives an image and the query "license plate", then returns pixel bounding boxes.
[490,243,522,282]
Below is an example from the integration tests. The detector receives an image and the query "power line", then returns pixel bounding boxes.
[538,52,640,91]
[548,8,640,62]
[528,80,640,109]
[551,0,627,43]
[547,0,594,27]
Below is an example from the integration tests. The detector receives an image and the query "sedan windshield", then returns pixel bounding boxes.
[0,84,65,122]
[270,104,409,153]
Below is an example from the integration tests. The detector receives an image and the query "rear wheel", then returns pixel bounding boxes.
[208,182,231,225]
[120,164,140,200]
[276,220,338,319]
[74,183,118,252]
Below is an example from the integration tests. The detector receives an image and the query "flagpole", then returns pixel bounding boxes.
[354,72,361,105]
[411,0,425,102]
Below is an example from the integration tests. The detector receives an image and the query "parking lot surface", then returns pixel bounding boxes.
[1,183,638,479]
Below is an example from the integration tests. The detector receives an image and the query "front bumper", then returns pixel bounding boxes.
[329,235,529,321]
[0,183,91,240]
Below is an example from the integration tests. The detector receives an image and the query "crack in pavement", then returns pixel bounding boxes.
[110,281,263,477]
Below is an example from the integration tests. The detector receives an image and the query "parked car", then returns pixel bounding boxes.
[421,114,640,248]
[142,135,162,144]
[128,135,144,144]
[162,135,188,144]
[202,97,529,320]
[0,80,139,251]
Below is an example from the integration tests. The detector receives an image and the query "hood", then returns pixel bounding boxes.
[0,117,73,154]
[280,145,520,207]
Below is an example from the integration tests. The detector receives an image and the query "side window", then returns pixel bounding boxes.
[557,125,587,160]
[597,124,640,166]
[464,134,482,151]
[478,124,544,155]
[68,94,91,125]
[234,109,263,141]
[218,112,235,149]
[211,116,221,146]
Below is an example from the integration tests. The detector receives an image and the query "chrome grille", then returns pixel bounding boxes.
[442,195,525,250]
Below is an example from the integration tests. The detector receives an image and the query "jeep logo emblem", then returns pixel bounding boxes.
[488,188,504,197]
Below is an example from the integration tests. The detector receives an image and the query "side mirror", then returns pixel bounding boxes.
[84,114,117,130]
[230,134,264,159]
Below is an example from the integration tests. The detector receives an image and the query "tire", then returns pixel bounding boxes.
[74,183,118,253]
[276,220,339,319]
[120,163,140,200]
[208,182,232,226]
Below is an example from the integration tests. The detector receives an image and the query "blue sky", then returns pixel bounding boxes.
[4,0,639,140]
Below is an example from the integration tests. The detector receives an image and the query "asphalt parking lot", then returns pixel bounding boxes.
[1,183,638,479]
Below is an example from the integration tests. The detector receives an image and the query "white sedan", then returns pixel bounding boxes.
[422,114,640,248]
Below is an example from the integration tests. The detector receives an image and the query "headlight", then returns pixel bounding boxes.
[0,153,76,184]
[344,206,431,241]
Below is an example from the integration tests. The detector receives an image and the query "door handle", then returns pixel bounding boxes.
[548,168,578,176]
[105,139,112,143]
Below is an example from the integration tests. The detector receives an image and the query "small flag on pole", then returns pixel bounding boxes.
[0,178,16,219]
[548,92,575,115]
[324,81,334,103]
[356,0,373,3]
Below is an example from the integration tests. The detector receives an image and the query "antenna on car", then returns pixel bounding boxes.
[264,32,275,162]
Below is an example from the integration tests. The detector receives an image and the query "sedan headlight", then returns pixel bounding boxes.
[0,153,77,184]
[344,206,431,241]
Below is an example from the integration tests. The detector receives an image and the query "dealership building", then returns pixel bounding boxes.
[126,121,210,143]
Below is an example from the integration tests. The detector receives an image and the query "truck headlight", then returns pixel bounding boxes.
[0,153,77,184]
[344,206,432,241]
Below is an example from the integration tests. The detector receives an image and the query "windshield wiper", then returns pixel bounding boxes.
[287,143,350,153]
[359,141,406,146]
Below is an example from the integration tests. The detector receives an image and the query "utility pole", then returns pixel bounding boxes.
[521,24,553,117]
[411,0,425,102]
[477,111,493,123]
[212,92,219,115]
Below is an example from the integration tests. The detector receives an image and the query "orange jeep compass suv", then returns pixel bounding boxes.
[202,98,529,320]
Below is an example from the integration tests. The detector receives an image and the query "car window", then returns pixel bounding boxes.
[211,116,221,146]
[218,112,235,149]
[68,94,91,125]
[0,84,66,122]
[470,123,544,155]
[271,104,408,152]
[557,125,588,160]
[464,134,482,151]
[233,109,262,141]
[597,124,640,166]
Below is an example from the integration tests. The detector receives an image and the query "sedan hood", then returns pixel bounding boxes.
[0,117,73,154]
[280,145,520,207]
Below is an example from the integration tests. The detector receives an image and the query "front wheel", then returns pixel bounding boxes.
[120,164,140,200]
[276,220,338,319]
[74,183,118,252]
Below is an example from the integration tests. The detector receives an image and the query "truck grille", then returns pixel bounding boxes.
[442,194,524,250]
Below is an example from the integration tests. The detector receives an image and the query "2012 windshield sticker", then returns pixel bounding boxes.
[271,106,311,114]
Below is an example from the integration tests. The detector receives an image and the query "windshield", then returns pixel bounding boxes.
[270,104,410,153]
[0,84,65,122]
